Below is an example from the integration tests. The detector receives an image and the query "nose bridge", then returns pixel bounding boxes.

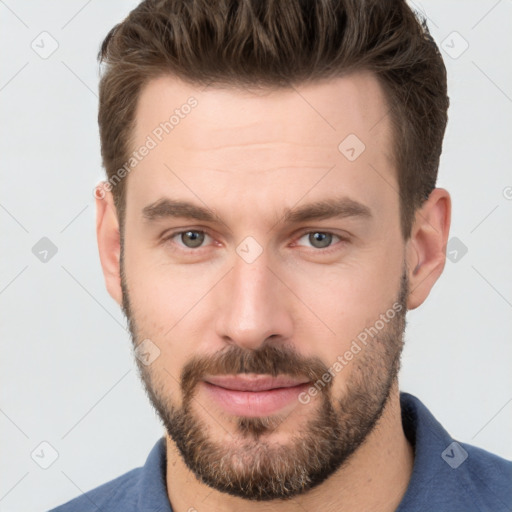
[215,249,293,350]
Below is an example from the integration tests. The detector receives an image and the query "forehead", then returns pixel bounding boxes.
[134,71,392,151]
[126,71,396,222]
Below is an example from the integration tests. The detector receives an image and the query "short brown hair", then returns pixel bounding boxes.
[98,0,449,239]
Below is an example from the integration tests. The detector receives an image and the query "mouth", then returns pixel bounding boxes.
[201,374,311,417]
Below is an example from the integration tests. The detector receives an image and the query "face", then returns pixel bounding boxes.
[119,72,409,500]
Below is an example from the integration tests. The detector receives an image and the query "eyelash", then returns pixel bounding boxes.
[161,229,348,254]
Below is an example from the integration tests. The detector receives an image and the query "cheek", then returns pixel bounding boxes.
[123,245,227,384]
[288,263,401,335]
[280,245,403,366]
[122,251,178,357]
[124,232,214,323]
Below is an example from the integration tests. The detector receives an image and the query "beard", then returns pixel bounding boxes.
[120,252,409,501]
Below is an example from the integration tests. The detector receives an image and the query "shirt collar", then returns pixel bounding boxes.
[396,391,469,510]
[137,436,173,511]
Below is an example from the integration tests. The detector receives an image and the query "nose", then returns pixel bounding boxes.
[214,251,294,351]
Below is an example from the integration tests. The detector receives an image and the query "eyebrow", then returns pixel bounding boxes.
[142,197,372,225]
[282,197,372,224]
[143,199,217,223]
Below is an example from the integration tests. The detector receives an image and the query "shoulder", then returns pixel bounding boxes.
[398,392,512,512]
[48,437,169,512]
[459,441,512,508]
[48,468,142,512]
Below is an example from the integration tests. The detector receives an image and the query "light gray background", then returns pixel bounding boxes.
[1,1,511,511]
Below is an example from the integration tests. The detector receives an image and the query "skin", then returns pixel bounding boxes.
[96,71,451,511]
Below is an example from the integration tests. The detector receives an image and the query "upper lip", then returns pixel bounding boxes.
[203,374,310,392]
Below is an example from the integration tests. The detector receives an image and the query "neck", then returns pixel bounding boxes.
[165,381,414,512]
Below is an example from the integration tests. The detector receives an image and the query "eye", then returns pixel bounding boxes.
[170,230,211,249]
[296,231,342,249]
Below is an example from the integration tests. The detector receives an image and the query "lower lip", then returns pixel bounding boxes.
[201,381,310,417]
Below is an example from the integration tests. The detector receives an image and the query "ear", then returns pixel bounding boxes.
[95,182,123,307]
[405,188,451,310]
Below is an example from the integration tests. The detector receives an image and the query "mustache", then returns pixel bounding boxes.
[180,344,330,401]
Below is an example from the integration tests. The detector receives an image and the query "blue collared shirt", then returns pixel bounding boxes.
[49,392,512,511]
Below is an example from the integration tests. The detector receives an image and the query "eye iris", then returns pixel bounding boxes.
[309,232,332,248]
[181,231,204,248]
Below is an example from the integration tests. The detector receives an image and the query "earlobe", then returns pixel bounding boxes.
[95,183,123,306]
[405,188,451,310]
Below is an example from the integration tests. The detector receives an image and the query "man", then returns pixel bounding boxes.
[50,0,512,511]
